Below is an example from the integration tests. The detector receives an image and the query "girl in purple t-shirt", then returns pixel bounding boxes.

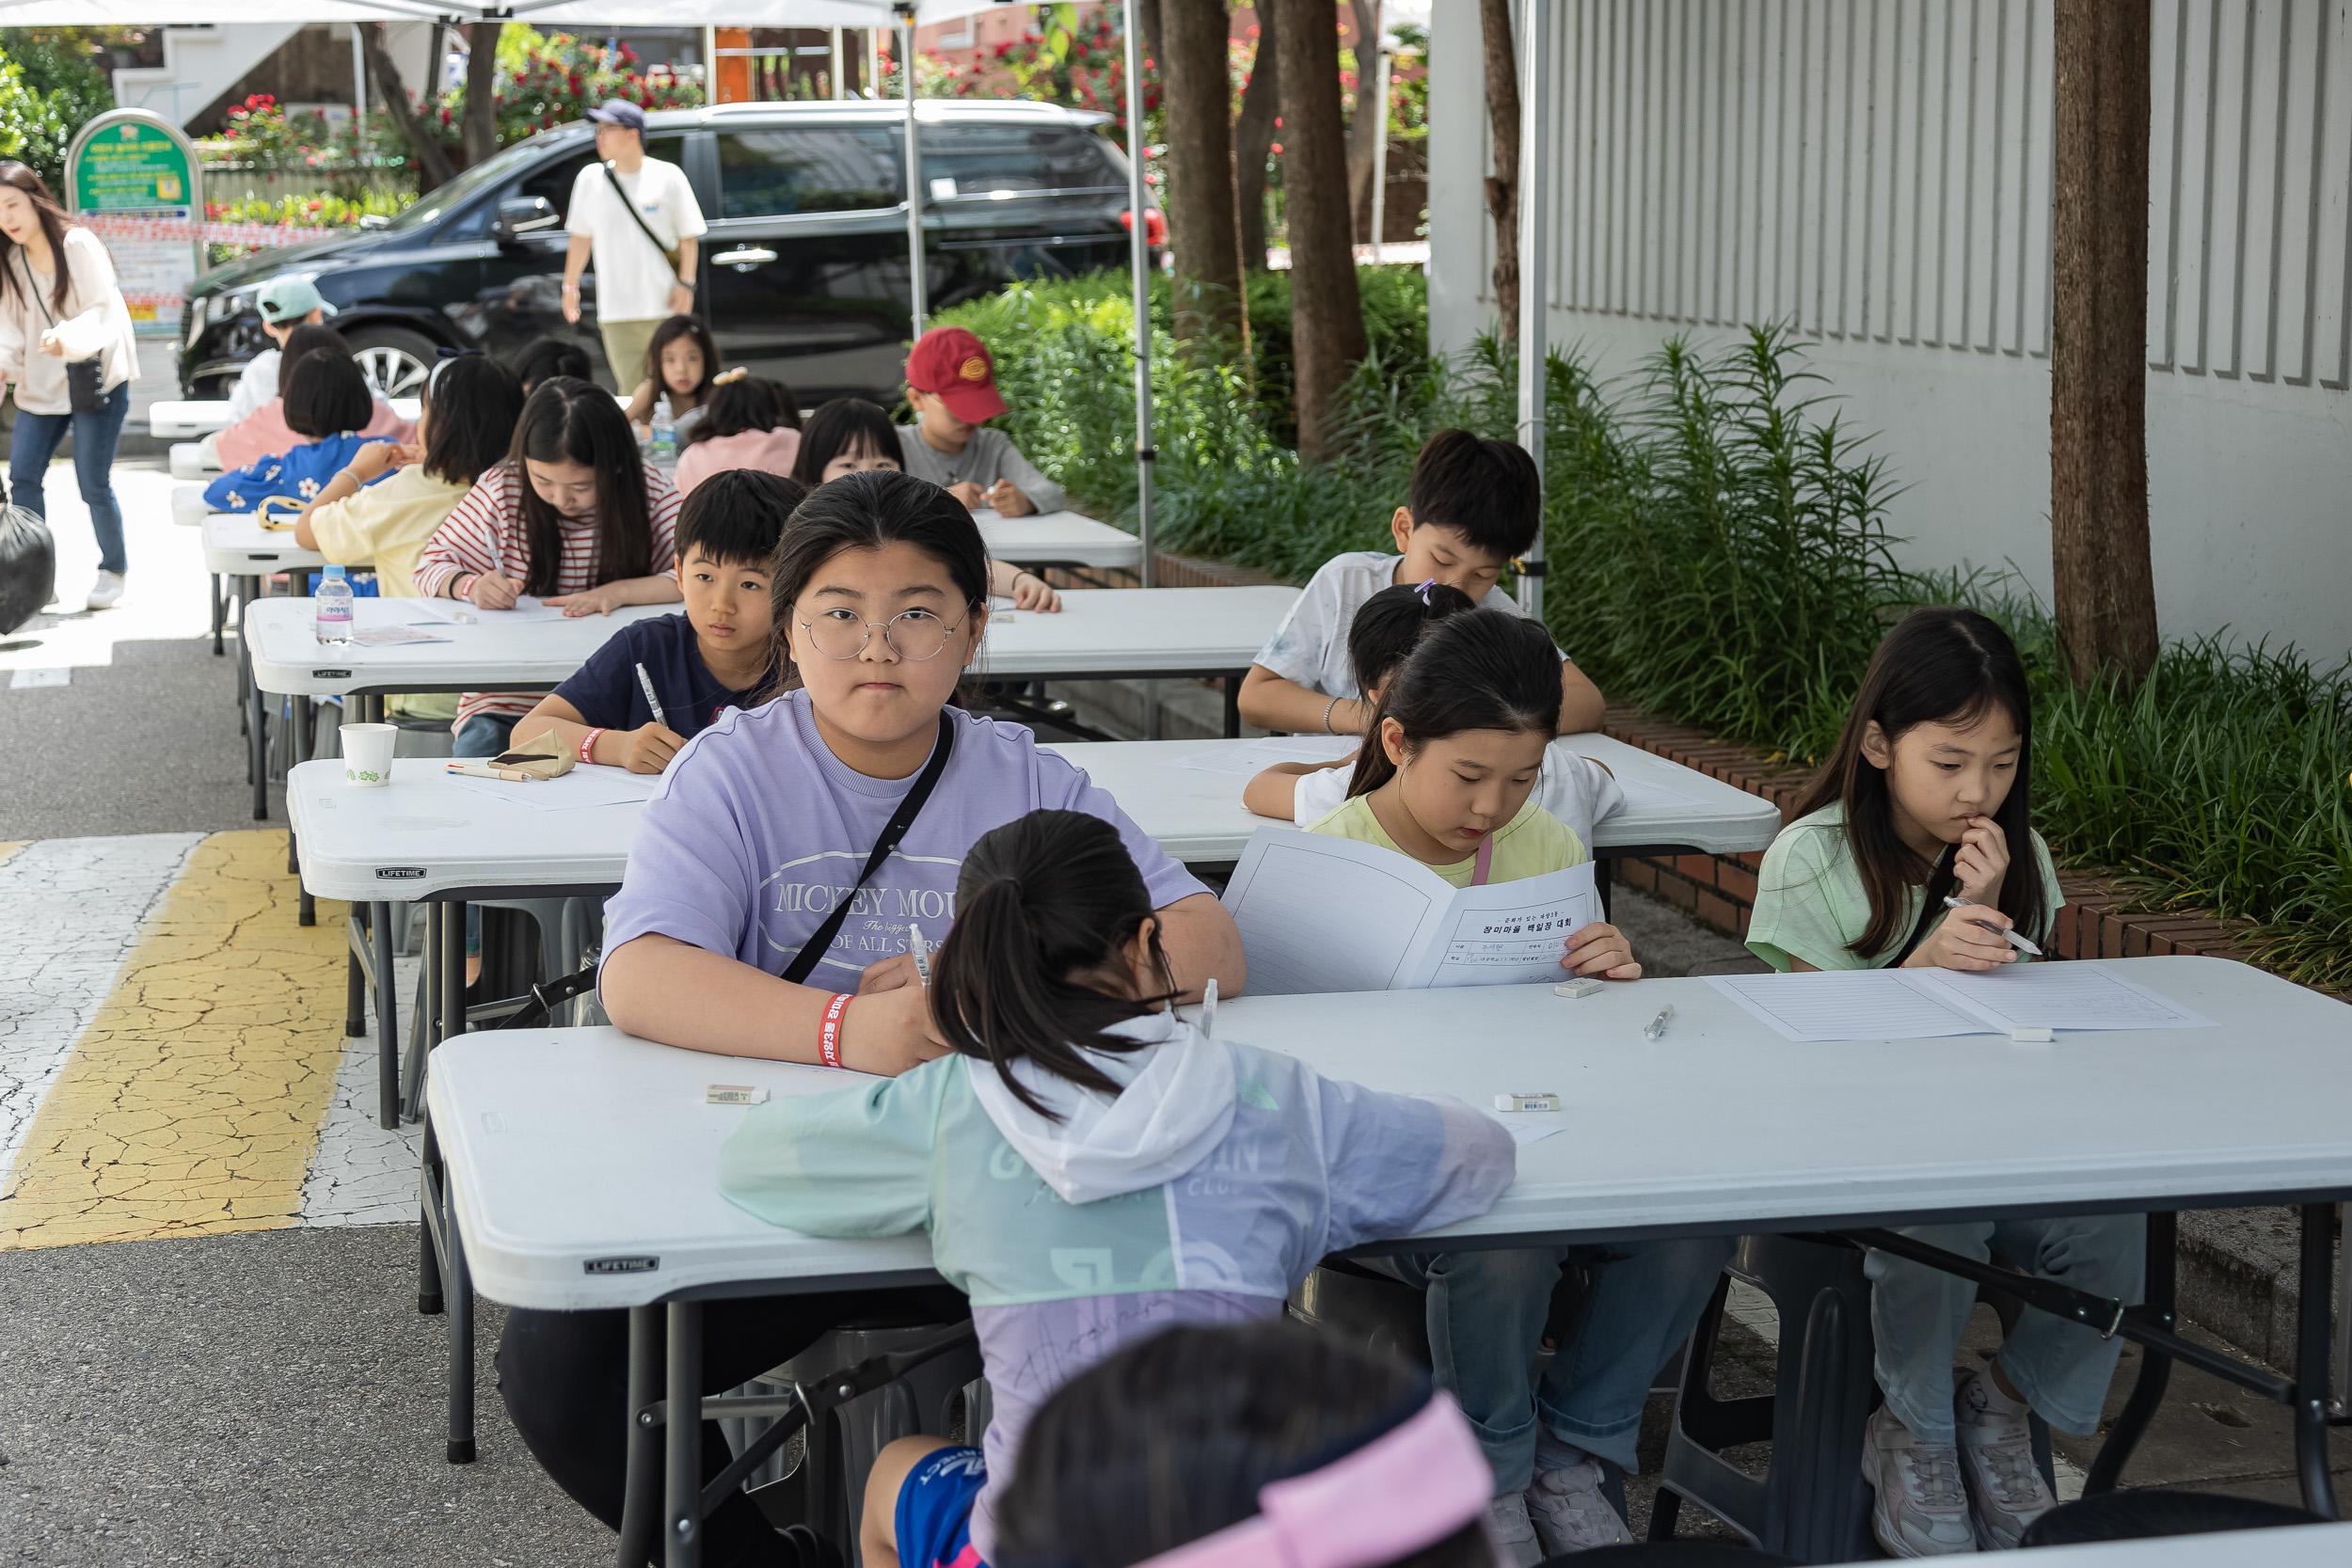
[498,470,1248,1555]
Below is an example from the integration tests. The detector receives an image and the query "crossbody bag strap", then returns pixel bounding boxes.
[19,253,55,329]
[1889,847,1960,968]
[780,711,959,988]
[602,161,681,273]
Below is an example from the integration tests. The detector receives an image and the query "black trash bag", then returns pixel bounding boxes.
[0,502,56,636]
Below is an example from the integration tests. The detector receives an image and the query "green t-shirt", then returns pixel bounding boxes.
[1745,802,2063,972]
[1303,794,1586,887]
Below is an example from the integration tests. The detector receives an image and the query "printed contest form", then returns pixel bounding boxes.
[1220,828,1599,996]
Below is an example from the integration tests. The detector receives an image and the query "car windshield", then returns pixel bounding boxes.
[383,137,575,230]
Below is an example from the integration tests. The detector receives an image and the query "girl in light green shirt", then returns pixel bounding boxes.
[1746,607,2137,1559]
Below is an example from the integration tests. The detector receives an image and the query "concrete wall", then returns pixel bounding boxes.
[1428,0,2352,661]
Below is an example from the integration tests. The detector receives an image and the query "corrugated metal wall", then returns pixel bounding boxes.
[1531,0,2352,387]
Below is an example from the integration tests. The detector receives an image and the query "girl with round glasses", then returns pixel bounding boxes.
[499,473,1248,1553]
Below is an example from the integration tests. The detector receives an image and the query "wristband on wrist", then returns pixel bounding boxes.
[818,992,851,1069]
[454,574,474,601]
[1322,695,1342,735]
[579,728,604,764]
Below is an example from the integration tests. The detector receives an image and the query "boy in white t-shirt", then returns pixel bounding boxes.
[1239,429,1605,737]
[559,100,707,394]
[221,276,334,422]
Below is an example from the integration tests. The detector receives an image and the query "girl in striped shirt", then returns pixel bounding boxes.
[415,374,684,755]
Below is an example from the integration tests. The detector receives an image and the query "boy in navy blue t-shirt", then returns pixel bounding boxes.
[513,470,802,771]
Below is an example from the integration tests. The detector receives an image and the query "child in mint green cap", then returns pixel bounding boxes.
[223,275,335,422]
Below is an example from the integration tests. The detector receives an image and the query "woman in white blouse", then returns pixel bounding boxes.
[0,162,141,610]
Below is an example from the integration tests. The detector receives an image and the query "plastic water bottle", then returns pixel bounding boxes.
[316,563,354,644]
[650,397,676,462]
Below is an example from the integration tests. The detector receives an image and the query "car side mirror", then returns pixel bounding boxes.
[492,197,560,246]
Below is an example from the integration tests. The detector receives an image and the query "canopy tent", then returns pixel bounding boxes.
[10,0,1162,578]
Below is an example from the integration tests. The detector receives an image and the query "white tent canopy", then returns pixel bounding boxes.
[0,0,1016,23]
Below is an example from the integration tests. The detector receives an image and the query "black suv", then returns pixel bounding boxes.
[181,100,1150,403]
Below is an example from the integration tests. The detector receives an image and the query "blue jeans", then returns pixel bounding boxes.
[1366,1236,1733,1493]
[453,714,519,956]
[1867,1214,2145,1446]
[9,379,131,575]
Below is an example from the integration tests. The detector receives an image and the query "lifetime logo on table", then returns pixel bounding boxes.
[585,1256,660,1275]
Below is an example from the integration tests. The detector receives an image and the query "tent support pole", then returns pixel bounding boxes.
[1123,0,1154,590]
[1515,0,1549,622]
[898,5,926,335]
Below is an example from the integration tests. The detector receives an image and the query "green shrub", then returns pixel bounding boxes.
[941,271,2352,985]
[0,30,113,195]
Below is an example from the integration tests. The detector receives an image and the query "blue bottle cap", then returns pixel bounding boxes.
[324,563,346,577]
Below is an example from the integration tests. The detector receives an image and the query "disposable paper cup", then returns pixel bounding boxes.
[341,722,397,787]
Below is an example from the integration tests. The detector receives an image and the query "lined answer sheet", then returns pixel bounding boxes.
[1162,736,1361,776]
[1910,964,2218,1032]
[441,765,663,813]
[1222,833,1438,993]
[1706,970,2003,1042]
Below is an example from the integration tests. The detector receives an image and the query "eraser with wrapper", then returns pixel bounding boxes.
[1493,1092,1563,1113]
[706,1085,770,1105]
[1553,977,1604,999]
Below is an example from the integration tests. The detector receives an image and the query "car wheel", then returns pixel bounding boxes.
[344,327,438,400]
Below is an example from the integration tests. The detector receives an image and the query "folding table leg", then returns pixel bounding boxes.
[2295,1203,2340,1518]
[345,911,368,1039]
[1224,673,1242,738]
[2335,1202,2351,1419]
[666,1301,706,1568]
[418,1111,444,1316]
[241,579,269,820]
[616,1305,664,1568]
[2084,1212,2176,1495]
[209,572,224,656]
[446,1162,476,1464]
[373,901,399,1130]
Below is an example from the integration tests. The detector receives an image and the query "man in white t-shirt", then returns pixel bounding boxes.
[560,100,707,392]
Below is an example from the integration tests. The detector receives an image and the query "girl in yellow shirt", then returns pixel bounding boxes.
[1304,609,1724,1559]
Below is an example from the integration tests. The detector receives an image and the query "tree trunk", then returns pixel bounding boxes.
[1268,0,1368,460]
[1480,0,1520,339]
[1234,4,1280,271]
[1343,0,1382,240]
[361,24,455,191]
[2050,0,2158,685]
[462,22,502,170]
[1159,0,1247,343]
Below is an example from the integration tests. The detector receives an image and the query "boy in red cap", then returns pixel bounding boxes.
[897,325,1067,517]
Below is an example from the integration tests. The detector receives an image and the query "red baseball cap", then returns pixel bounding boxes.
[905,326,1007,423]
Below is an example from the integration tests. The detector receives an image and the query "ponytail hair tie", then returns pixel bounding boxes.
[713,366,750,386]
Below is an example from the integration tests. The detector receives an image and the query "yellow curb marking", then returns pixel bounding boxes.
[0,841,25,869]
[0,831,350,1250]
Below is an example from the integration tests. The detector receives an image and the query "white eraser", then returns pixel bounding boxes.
[1493,1091,1563,1113]
[2010,1027,2055,1044]
[1553,977,1604,1000]
[706,1085,770,1105]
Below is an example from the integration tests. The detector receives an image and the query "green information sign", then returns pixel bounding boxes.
[71,117,194,212]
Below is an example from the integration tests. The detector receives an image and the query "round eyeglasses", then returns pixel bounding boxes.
[797,605,970,663]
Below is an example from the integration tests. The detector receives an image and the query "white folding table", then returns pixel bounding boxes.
[169,442,212,480]
[289,756,647,1128]
[426,957,2352,1564]
[973,585,1297,737]
[1043,733,1785,867]
[972,509,1141,571]
[149,395,421,437]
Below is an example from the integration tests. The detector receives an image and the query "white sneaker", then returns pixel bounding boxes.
[1486,1494,1544,1568]
[86,571,124,610]
[1861,1405,1977,1556]
[1525,1459,1632,1553]
[1954,1369,2057,1549]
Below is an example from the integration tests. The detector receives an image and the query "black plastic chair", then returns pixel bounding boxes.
[2020,1489,2328,1545]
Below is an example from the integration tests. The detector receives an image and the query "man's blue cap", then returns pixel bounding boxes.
[587,100,647,133]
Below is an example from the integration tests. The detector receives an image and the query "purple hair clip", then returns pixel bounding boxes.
[1415,577,1438,606]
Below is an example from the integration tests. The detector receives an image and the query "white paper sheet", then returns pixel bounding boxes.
[1220,828,1600,995]
[1480,1111,1565,1145]
[1706,970,2003,1042]
[441,765,663,812]
[350,626,451,647]
[1162,736,1361,776]
[1908,964,2218,1032]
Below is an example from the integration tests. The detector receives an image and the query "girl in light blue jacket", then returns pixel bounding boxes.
[718,808,1517,1568]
